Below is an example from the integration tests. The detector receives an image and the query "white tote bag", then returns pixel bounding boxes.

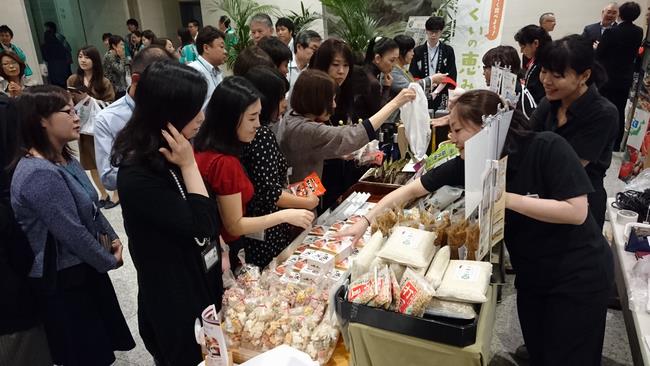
[74,96,107,135]
[399,83,431,161]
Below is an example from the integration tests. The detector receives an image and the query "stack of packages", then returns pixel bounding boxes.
[346,186,492,320]
[222,265,339,364]
[221,201,377,364]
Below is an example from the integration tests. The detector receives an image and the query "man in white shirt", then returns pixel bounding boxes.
[275,17,295,57]
[250,13,274,45]
[188,26,227,109]
[94,46,173,206]
[287,30,322,92]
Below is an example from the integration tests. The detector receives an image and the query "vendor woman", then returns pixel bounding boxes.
[337,89,613,366]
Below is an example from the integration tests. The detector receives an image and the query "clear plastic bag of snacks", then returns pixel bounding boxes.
[367,265,392,309]
[398,268,436,317]
[347,270,376,305]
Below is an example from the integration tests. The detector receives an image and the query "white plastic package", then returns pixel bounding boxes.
[425,186,464,211]
[377,226,437,269]
[424,298,477,320]
[399,83,431,161]
[351,231,386,280]
[425,245,450,289]
[435,260,492,303]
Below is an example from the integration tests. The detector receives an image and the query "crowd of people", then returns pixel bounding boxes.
[0,2,646,365]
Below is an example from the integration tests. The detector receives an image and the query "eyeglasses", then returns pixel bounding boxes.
[58,108,78,117]
[2,60,18,67]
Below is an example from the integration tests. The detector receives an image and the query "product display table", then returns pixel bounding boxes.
[344,285,496,366]
[607,199,650,366]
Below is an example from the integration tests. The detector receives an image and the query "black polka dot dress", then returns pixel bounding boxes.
[241,125,291,268]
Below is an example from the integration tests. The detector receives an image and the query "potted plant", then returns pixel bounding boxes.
[283,1,321,36]
[320,0,405,55]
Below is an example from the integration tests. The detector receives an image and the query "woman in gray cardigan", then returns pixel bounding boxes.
[277,69,416,184]
[10,85,134,365]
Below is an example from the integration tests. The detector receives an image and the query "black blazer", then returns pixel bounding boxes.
[596,21,644,89]
[409,42,457,110]
[582,22,615,43]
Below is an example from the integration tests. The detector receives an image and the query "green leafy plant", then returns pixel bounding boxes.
[206,0,278,67]
[284,1,321,35]
[321,0,405,54]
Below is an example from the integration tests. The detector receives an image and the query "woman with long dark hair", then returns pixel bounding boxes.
[112,61,221,365]
[194,76,314,268]
[241,66,319,267]
[67,45,115,208]
[338,89,613,365]
[309,39,370,211]
[531,34,618,229]
[11,85,134,365]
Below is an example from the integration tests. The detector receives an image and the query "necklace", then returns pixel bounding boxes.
[169,169,209,247]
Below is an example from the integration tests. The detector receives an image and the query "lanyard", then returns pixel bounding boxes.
[199,58,219,87]
[429,46,440,74]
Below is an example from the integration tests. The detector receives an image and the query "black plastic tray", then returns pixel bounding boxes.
[334,285,479,347]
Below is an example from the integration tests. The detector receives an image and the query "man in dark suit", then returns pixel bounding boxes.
[597,1,644,151]
[410,16,457,111]
[582,2,619,46]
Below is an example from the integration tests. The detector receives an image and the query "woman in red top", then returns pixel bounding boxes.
[194,76,314,267]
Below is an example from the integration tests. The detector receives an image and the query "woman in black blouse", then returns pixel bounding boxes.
[112,61,221,366]
[338,90,613,365]
[241,66,319,267]
[531,34,618,229]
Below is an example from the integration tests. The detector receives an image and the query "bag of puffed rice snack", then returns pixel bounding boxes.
[398,268,436,317]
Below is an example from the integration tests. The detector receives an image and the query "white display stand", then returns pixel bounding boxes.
[607,199,650,366]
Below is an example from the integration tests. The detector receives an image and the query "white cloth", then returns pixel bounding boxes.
[240,345,318,366]
[399,83,430,160]
[188,55,223,110]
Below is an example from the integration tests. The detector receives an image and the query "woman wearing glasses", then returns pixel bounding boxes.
[0,50,36,97]
[10,85,134,365]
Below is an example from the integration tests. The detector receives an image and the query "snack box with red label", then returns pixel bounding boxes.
[300,264,326,282]
[305,250,335,273]
[320,239,353,261]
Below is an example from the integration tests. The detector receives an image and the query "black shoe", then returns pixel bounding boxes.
[98,198,109,208]
[515,344,529,360]
[103,200,120,210]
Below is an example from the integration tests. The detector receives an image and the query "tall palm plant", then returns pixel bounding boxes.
[321,0,404,55]
[206,0,278,67]
[284,1,321,35]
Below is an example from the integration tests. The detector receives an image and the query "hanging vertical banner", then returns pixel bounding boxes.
[450,0,507,90]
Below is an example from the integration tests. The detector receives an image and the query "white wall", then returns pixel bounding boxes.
[138,0,183,41]
[0,0,43,83]
[501,0,650,50]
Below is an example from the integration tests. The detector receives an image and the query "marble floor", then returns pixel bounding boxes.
[101,154,634,366]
